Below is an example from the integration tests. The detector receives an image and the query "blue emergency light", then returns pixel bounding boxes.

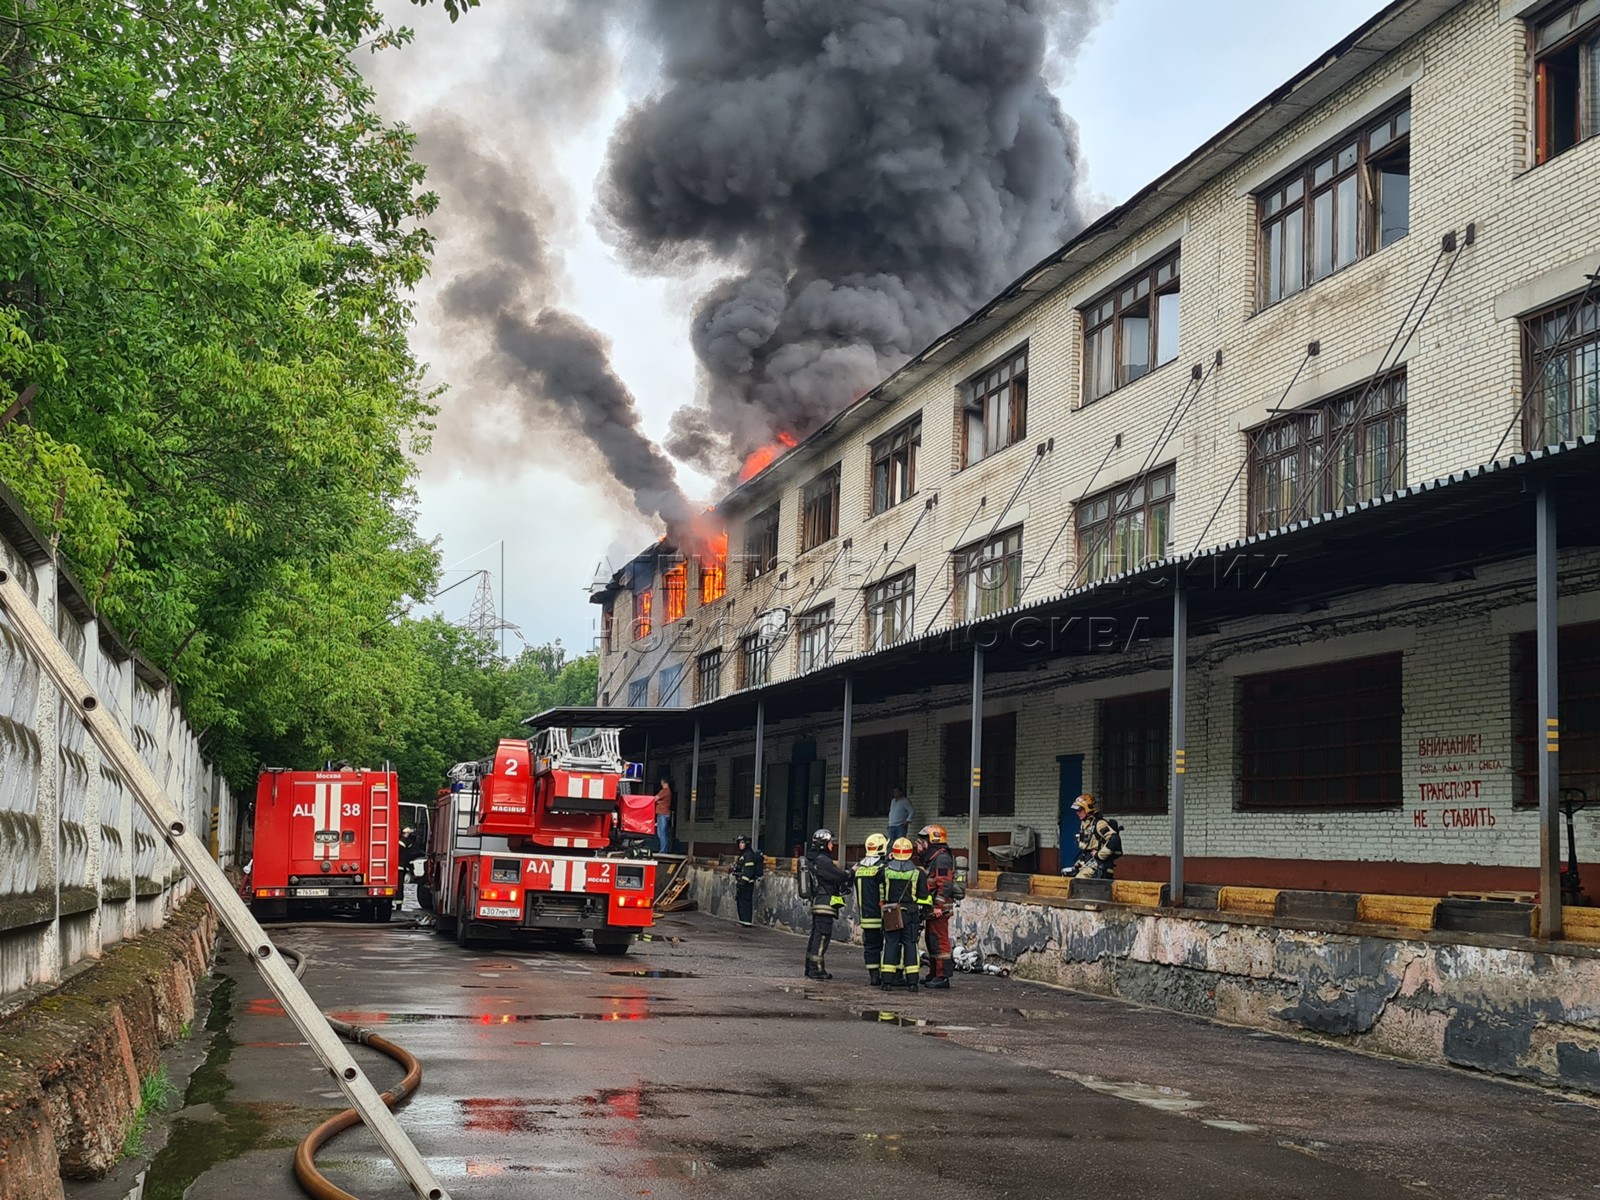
[622,761,644,781]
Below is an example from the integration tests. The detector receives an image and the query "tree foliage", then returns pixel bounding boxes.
[0,0,558,792]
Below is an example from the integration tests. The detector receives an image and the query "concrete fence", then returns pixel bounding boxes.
[0,487,239,1010]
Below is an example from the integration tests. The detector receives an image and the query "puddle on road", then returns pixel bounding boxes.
[607,968,696,978]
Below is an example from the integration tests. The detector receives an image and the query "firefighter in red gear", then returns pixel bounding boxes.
[916,823,956,988]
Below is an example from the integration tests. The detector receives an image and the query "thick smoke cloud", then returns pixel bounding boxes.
[604,0,1101,473]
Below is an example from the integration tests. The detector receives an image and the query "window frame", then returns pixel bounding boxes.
[738,631,771,689]
[626,677,649,708]
[1099,690,1171,814]
[865,568,916,651]
[743,504,781,583]
[631,587,654,641]
[939,712,1017,817]
[694,648,723,703]
[1521,292,1600,449]
[1513,621,1600,807]
[1076,469,1175,585]
[853,730,909,819]
[1081,252,1181,405]
[690,760,718,823]
[662,560,687,624]
[730,754,754,819]
[796,602,836,674]
[959,345,1028,468]
[658,663,686,708]
[1257,100,1411,307]
[1248,372,1408,533]
[1534,1,1600,164]
[1238,653,1404,811]
[800,465,841,553]
[952,526,1024,622]
[871,415,921,515]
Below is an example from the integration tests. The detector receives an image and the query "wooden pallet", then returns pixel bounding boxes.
[653,862,695,913]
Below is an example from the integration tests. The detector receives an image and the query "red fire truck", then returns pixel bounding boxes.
[247,767,401,921]
[421,725,658,954]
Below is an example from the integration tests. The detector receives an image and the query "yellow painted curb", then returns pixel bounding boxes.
[1356,894,1440,930]
[1112,880,1165,907]
[977,870,1000,892]
[1561,906,1600,944]
[1030,876,1074,898]
[1218,886,1280,916]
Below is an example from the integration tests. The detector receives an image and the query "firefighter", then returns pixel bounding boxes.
[879,837,930,990]
[730,834,764,927]
[804,828,850,980]
[852,833,890,986]
[916,823,956,988]
[1061,793,1123,879]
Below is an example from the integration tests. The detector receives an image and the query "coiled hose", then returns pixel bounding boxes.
[279,946,426,1200]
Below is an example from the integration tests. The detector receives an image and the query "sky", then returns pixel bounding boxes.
[363,0,1391,657]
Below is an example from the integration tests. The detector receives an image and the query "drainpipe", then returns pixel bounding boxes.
[1170,573,1187,908]
[1537,482,1562,938]
[967,647,984,876]
[751,699,765,851]
[839,676,852,853]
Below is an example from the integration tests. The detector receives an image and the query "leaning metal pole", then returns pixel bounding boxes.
[1537,482,1562,938]
[0,568,451,1200]
[1170,573,1187,907]
[967,646,984,876]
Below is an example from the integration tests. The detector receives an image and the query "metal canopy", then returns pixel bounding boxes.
[551,438,1600,742]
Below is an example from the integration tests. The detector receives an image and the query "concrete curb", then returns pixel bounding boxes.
[0,895,218,1199]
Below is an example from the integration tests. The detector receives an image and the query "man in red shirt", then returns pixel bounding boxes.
[654,774,673,853]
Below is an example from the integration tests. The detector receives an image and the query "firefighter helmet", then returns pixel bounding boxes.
[811,828,835,850]
[865,833,889,856]
[890,837,914,860]
[735,834,750,847]
[917,823,948,845]
[1071,793,1099,817]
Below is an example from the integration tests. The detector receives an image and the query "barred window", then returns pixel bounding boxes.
[961,346,1027,467]
[1100,691,1170,814]
[797,603,835,673]
[744,505,780,582]
[1076,470,1173,584]
[1240,654,1403,810]
[695,649,723,703]
[865,569,915,650]
[871,416,920,515]
[730,755,755,819]
[953,527,1023,621]
[1513,621,1600,806]
[1083,253,1180,404]
[939,713,1016,817]
[853,731,908,819]
[800,466,841,553]
[690,761,718,823]
[1249,373,1407,533]
[1259,102,1410,305]
[1523,293,1600,449]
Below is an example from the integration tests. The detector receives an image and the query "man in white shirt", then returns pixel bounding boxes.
[886,786,914,844]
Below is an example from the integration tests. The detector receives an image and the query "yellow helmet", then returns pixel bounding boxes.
[865,833,889,856]
[1072,793,1099,817]
[917,823,948,845]
[890,837,914,860]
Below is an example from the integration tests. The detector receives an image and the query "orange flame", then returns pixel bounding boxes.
[738,431,799,483]
[697,519,728,604]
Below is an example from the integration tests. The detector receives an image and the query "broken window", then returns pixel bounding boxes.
[632,587,653,641]
[960,346,1028,467]
[743,504,780,583]
[1535,2,1600,163]
[662,560,687,624]
[800,465,840,553]
[871,415,920,515]
[1259,100,1410,305]
[1082,253,1181,404]
[1248,372,1407,533]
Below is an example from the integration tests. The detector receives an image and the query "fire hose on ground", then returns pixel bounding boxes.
[279,945,426,1200]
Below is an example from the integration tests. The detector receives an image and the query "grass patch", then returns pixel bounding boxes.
[122,1065,181,1159]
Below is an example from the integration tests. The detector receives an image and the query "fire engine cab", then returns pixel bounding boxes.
[422,726,658,953]
[247,767,401,921]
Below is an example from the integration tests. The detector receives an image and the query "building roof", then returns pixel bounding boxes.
[559,436,1600,740]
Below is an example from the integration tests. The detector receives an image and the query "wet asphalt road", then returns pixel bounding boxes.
[129,904,1600,1200]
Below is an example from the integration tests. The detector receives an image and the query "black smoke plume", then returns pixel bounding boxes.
[604,0,1101,472]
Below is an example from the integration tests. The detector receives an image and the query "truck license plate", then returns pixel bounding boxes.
[295,887,329,897]
[478,905,519,919]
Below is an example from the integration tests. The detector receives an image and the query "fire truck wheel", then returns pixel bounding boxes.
[372,900,394,924]
[416,882,433,912]
[455,915,483,950]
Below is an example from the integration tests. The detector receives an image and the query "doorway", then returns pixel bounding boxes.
[1057,754,1084,872]
[764,758,827,858]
